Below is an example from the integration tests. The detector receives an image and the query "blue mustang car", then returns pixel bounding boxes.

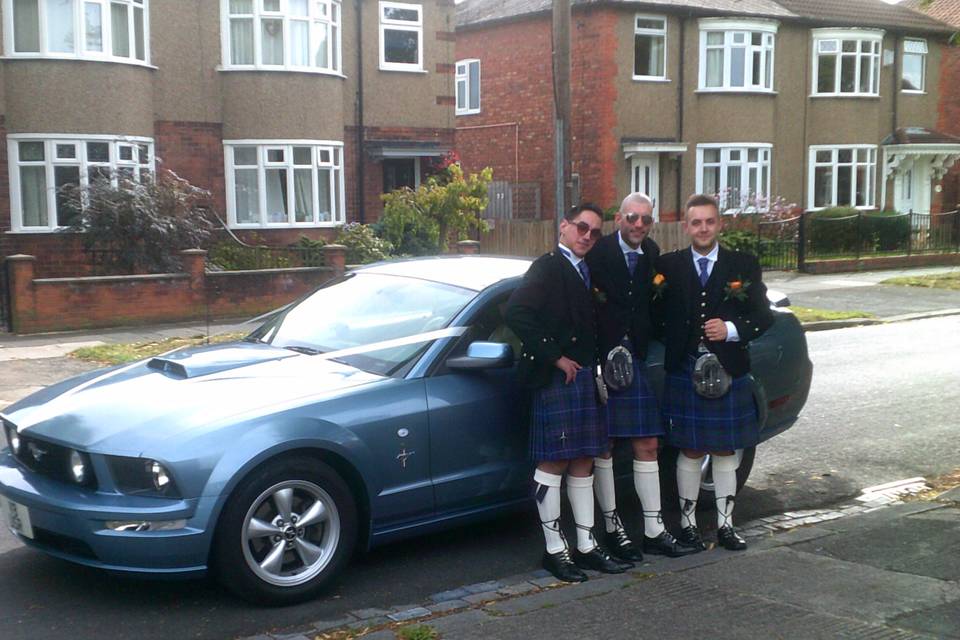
[0,256,811,604]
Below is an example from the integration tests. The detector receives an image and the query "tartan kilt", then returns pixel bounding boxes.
[662,358,759,452]
[606,360,664,439]
[529,367,608,461]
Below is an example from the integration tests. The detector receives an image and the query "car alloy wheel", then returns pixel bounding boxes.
[241,480,341,587]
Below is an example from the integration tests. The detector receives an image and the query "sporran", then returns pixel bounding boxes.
[602,344,634,391]
[692,343,731,399]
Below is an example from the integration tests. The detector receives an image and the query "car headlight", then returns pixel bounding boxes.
[105,455,180,498]
[69,450,88,484]
[4,425,20,455]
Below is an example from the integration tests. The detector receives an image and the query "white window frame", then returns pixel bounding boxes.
[7,133,154,233]
[697,18,777,93]
[224,140,346,228]
[901,38,927,94]
[633,13,667,81]
[2,0,151,65]
[811,28,883,97]
[807,145,878,211]
[455,58,480,115]
[379,0,423,72]
[219,0,342,74]
[695,144,772,213]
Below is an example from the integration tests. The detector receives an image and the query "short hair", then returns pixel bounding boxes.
[565,202,604,222]
[684,194,719,216]
[619,192,654,212]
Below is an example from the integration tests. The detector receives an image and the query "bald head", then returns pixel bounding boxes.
[620,192,654,213]
[615,192,654,249]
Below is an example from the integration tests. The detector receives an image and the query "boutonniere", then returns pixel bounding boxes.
[724,279,751,302]
[652,273,667,300]
[592,287,608,304]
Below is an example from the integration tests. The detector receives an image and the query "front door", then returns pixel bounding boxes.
[895,159,929,214]
[631,154,660,220]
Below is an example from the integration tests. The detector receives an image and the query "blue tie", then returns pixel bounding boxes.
[578,260,591,290]
[698,257,710,287]
[626,251,639,277]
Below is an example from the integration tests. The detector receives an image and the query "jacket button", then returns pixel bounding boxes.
[542,338,548,342]
[530,355,535,360]
[701,291,706,297]
[701,313,706,319]
[701,302,706,307]
[571,336,578,343]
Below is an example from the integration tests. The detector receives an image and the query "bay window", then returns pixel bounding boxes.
[9,134,154,232]
[225,141,345,227]
[696,144,772,212]
[698,19,776,92]
[222,0,342,73]
[5,0,149,64]
[812,29,882,97]
[809,146,877,209]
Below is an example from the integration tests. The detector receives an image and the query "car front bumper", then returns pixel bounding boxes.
[0,450,213,577]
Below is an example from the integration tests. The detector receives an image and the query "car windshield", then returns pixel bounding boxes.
[252,272,476,376]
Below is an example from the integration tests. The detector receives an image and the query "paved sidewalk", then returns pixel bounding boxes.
[253,489,960,640]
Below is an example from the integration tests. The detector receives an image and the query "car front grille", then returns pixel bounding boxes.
[32,528,99,560]
[6,424,98,490]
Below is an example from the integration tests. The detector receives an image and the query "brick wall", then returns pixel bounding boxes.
[938,46,960,211]
[6,250,345,334]
[456,16,557,218]
[155,121,226,212]
[803,252,960,274]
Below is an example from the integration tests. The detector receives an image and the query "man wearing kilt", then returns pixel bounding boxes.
[654,194,774,551]
[506,204,632,583]
[586,193,697,561]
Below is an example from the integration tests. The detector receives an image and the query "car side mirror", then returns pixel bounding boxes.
[766,289,791,308]
[446,341,514,370]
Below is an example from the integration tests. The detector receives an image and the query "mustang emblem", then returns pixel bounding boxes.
[27,442,48,462]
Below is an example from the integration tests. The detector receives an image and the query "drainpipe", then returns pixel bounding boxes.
[356,0,366,224]
[676,13,687,215]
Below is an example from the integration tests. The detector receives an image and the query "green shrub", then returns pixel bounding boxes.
[719,229,757,255]
[863,210,910,252]
[378,203,441,256]
[806,207,862,255]
[335,222,392,264]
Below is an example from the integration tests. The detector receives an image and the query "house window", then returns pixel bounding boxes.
[4,0,149,64]
[812,29,882,97]
[696,144,772,212]
[698,19,776,92]
[455,59,480,115]
[902,38,927,93]
[809,146,877,210]
[223,0,341,72]
[379,1,422,71]
[9,134,154,232]
[383,158,419,193]
[634,14,666,80]
[225,141,345,227]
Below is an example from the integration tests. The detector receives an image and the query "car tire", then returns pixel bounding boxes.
[658,446,756,512]
[212,455,357,605]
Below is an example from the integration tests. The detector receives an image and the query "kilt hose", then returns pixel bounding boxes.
[662,358,760,452]
[606,360,664,439]
[529,367,607,461]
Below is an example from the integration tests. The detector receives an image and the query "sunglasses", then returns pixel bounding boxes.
[574,221,603,240]
[624,212,655,226]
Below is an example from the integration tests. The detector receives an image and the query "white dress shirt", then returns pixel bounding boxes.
[692,243,740,342]
[618,231,643,269]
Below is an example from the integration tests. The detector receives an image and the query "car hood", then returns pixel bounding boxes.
[3,342,386,454]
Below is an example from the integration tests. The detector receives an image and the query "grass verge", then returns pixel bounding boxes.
[789,307,876,323]
[880,271,960,291]
[69,332,248,365]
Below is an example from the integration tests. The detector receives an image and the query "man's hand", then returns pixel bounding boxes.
[554,356,582,384]
[704,318,728,342]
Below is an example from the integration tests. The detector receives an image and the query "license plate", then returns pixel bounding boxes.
[0,495,34,539]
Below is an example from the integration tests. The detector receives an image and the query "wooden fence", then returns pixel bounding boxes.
[479,219,687,256]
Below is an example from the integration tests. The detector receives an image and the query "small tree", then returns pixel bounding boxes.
[64,170,216,274]
[381,164,492,254]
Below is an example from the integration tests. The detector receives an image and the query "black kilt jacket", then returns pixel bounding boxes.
[505,250,599,389]
[653,246,774,378]
[585,232,660,361]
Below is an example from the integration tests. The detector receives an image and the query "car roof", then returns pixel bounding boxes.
[357,255,532,291]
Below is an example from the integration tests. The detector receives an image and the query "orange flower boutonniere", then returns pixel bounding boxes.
[652,273,667,300]
[724,279,751,302]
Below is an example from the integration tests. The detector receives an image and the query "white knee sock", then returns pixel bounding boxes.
[633,460,665,538]
[567,474,597,553]
[712,454,740,529]
[677,453,703,529]
[593,457,620,533]
[534,469,565,554]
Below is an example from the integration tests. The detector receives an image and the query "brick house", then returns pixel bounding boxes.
[0,0,456,278]
[904,0,960,211]
[455,0,960,222]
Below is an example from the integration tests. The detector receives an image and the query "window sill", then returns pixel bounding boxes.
[0,54,156,69]
[379,66,428,74]
[901,90,926,95]
[456,109,481,116]
[230,222,345,229]
[217,66,346,78]
[632,76,671,83]
[805,206,878,212]
[809,93,880,99]
[6,228,75,234]
[695,89,777,95]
